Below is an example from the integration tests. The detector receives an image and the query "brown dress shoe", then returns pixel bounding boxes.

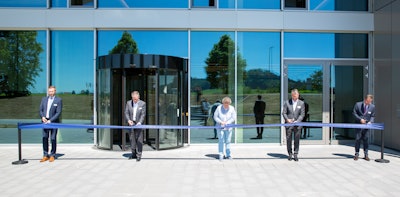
[49,156,55,162]
[364,156,370,161]
[354,155,359,161]
[40,156,49,162]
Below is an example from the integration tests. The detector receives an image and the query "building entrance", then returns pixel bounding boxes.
[96,54,188,150]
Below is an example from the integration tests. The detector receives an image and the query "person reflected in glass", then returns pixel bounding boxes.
[213,97,236,161]
[299,95,309,139]
[209,100,221,139]
[352,94,375,161]
[39,86,63,162]
[125,91,146,162]
[253,95,266,139]
[282,89,305,162]
[201,97,210,126]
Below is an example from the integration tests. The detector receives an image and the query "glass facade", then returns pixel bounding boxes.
[190,31,235,143]
[0,0,46,7]
[0,1,372,146]
[0,0,368,11]
[98,0,188,8]
[50,30,94,143]
[236,32,281,143]
[0,30,46,143]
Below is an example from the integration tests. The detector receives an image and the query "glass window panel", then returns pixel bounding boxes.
[237,0,280,9]
[0,30,47,143]
[192,0,216,7]
[284,33,368,58]
[97,68,111,148]
[190,31,235,143]
[331,65,364,140]
[284,32,335,58]
[310,0,368,11]
[236,32,281,143]
[218,0,235,9]
[70,0,94,7]
[51,0,67,7]
[287,65,323,141]
[285,0,307,9]
[333,0,368,11]
[158,69,180,149]
[0,0,46,7]
[98,0,188,8]
[97,30,188,58]
[51,30,94,143]
[310,0,335,10]
[335,33,368,58]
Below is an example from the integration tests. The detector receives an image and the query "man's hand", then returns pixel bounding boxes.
[128,120,134,126]
[361,119,366,124]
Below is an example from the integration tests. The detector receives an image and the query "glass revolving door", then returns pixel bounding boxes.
[96,54,188,150]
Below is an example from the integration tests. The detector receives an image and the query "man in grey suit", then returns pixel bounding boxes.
[352,94,375,161]
[39,86,62,162]
[282,89,305,161]
[124,91,146,161]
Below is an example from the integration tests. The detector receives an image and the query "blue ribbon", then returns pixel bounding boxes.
[18,122,384,130]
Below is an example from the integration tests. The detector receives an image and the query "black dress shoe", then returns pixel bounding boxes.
[288,154,293,161]
[136,157,141,162]
[354,155,359,161]
[294,155,299,161]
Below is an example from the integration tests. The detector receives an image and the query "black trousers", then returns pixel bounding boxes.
[255,116,264,136]
[129,129,143,158]
[286,126,301,154]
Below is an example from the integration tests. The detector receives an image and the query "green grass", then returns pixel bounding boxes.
[0,94,93,120]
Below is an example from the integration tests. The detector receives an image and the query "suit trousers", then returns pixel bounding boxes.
[130,129,143,157]
[42,128,58,157]
[255,116,264,135]
[355,129,369,155]
[286,126,301,155]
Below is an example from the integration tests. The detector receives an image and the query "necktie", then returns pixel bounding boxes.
[364,105,368,115]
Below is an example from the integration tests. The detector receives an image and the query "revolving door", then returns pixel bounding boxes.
[96,54,188,150]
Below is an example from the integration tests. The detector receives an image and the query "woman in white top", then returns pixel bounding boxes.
[213,97,236,161]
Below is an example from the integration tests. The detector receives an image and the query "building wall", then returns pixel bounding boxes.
[374,0,400,150]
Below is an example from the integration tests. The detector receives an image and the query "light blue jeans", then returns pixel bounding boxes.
[218,129,232,158]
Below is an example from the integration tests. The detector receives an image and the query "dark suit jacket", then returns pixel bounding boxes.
[253,100,266,118]
[124,100,146,126]
[353,101,375,124]
[282,99,305,127]
[39,96,62,123]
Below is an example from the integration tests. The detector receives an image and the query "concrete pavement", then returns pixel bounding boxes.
[1,144,400,197]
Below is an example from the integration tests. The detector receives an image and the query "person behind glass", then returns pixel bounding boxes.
[209,100,221,139]
[282,89,305,162]
[124,91,146,162]
[352,94,375,161]
[213,97,236,161]
[201,97,210,126]
[39,86,62,162]
[253,95,266,139]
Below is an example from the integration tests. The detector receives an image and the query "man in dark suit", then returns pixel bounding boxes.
[124,91,146,161]
[253,95,266,139]
[352,94,375,161]
[39,86,62,162]
[282,89,305,161]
